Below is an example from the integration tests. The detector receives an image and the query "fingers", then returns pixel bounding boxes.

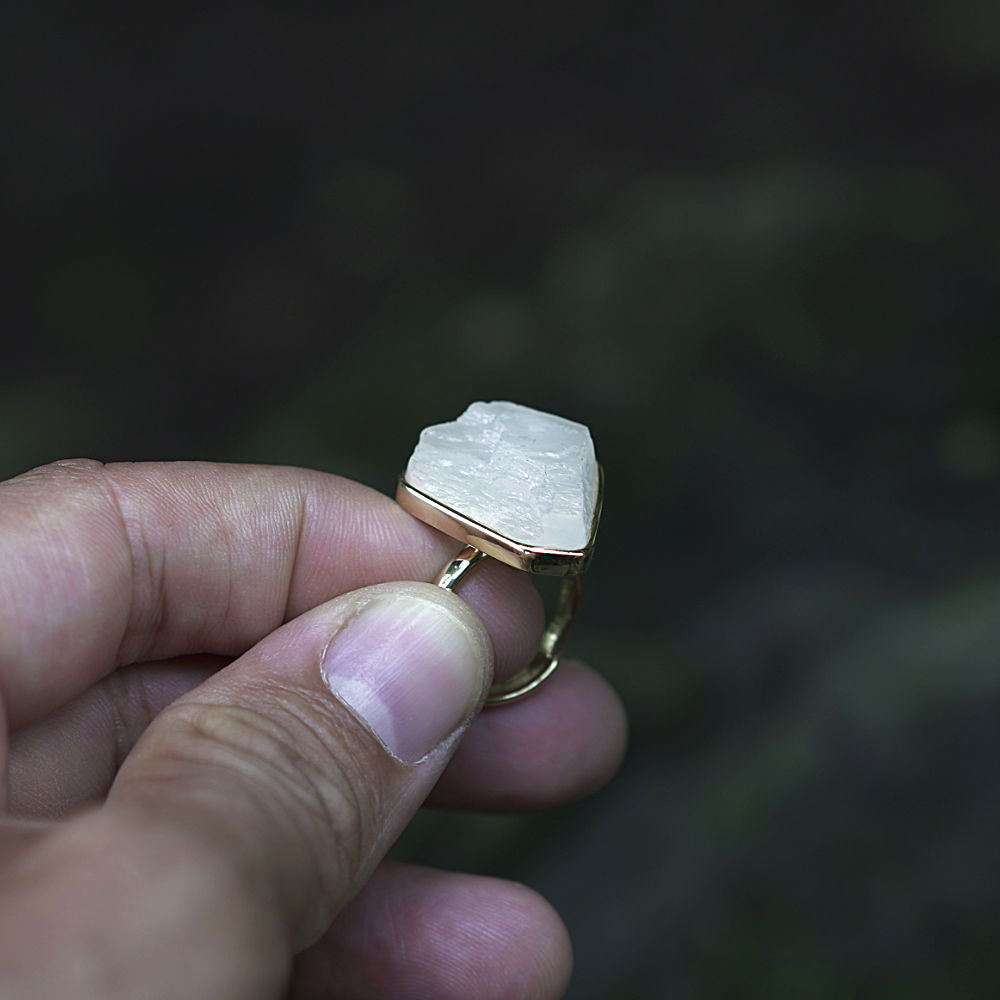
[290,861,572,1000]
[0,460,540,728]
[7,659,626,818]
[109,582,493,953]
[7,656,224,818]
[0,581,497,996]
[0,830,572,1000]
[429,660,628,810]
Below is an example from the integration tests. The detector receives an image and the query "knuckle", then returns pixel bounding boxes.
[134,695,381,915]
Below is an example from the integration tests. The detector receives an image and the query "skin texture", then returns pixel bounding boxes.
[0,460,627,999]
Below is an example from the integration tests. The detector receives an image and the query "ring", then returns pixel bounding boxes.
[396,401,603,706]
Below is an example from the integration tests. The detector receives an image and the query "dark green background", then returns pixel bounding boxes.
[3,3,1000,996]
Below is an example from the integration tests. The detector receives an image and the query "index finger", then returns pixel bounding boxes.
[0,460,542,728]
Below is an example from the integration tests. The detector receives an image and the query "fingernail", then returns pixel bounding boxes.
[321,593,489,763]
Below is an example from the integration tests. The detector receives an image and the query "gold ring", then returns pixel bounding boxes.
[397,401,602,706]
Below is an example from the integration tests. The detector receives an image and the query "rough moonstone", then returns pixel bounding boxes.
[405,401,598,551]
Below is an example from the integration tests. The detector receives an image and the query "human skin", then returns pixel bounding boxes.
[0,460,627,999]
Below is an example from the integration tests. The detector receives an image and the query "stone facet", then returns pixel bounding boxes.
[405,401,598,551]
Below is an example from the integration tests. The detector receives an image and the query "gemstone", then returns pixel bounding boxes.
[405,401,598,551]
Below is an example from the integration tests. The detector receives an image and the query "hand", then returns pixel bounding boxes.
[0,460,626,999]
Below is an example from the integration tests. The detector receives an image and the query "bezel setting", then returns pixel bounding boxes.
[395,465,603,578]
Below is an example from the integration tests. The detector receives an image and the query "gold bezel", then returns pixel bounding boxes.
[396,465,603,577]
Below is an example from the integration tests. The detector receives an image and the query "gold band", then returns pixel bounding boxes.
[434,544,581,705]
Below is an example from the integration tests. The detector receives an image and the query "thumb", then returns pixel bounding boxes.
[109,580,493,948]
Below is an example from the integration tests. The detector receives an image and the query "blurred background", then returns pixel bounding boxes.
[3,2,1000,996]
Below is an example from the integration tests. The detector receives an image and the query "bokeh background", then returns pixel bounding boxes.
[3,2,1000,996]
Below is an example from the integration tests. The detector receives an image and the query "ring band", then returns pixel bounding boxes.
[396,401,602,706]
[432,544,582,704]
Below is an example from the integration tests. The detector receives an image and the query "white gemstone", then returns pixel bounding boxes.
[405,401,598,551]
